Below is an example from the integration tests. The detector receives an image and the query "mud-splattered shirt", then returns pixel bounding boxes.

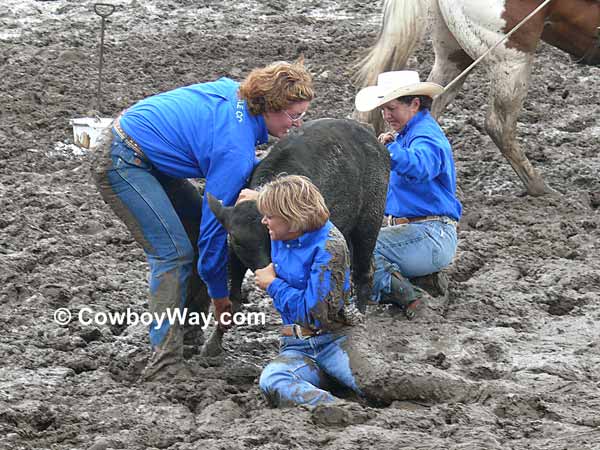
[119,78,268,299]
[386,109,462,221]
[266,220,353,331]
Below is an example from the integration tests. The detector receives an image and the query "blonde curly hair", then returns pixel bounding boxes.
[257,174,329,233]
[238,58,314,115]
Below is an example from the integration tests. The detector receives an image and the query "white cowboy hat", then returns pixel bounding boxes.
[355,70,444,112]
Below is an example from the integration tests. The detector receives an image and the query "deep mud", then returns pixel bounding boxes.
[1,1,600,449]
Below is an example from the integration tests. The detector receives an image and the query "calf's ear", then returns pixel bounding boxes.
[207,192,233,231]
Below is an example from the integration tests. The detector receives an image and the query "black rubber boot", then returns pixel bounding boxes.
[410,271,449,298]
[381,272,423,320]
[183,324,205,359]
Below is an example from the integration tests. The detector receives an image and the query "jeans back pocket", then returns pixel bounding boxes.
[112,139,152,171]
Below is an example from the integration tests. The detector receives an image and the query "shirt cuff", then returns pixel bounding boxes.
[266,277,286,302]
[388,141,407,171]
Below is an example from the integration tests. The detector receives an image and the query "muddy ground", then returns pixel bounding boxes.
[1,0,600,449]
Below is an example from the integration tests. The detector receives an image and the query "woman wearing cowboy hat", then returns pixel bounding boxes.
[355,71,462,318]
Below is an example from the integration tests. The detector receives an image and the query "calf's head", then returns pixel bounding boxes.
[207,193,271,271]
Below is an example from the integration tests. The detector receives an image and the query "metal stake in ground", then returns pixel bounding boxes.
[94,3,116,114]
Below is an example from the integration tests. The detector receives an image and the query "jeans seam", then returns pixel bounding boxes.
[289,362,311,378]
[112,164,191,263]
[112,136,152,169]
[422,223,456,269]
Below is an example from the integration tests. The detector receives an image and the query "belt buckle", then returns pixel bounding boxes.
[293,324,310,340]
[393,217,409,226]
[292,324,303,339]
[440,216,458,227]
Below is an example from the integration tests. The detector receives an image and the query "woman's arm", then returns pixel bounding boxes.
[263,245,350,331]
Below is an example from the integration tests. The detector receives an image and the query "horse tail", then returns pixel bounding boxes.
[353,0,431,132]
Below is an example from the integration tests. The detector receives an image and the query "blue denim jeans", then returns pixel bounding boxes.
[93,129,206,365]
[259,332,361,407]
[371,220,458,302]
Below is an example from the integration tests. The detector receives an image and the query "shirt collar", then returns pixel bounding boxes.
[281,220,332,248]
[253,113,269,145]
[232,87,269,146]
[398,109,428,137]
[240,99,268,145]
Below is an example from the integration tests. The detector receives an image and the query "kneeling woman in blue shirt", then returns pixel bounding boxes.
[254,175,363,407]
[355,71,462,318]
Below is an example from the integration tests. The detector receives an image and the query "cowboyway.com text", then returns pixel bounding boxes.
[53,307,266,329]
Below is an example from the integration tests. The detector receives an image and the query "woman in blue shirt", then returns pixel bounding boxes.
[253,175,363,407]
[92,60,314,381]
[355,71,462,319]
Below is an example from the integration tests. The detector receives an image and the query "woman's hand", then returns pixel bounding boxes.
[236,188,259,204]
[378,132,395,145]
[255,263,276,290]
[212,297,233,330]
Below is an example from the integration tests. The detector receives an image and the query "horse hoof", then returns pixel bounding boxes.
[522,180,558,197]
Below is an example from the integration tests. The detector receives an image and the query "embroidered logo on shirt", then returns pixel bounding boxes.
[236,100,245,123]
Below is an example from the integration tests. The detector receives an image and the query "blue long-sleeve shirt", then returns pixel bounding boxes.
[119,78,268,298]
[385,110,462,220]
[266,221,352,331]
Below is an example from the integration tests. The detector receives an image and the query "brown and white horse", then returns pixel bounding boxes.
[355,0,600,196]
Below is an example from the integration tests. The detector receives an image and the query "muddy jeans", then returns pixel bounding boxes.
[259,333,361,407]
[91,128,208,373]
[371,220,458,303]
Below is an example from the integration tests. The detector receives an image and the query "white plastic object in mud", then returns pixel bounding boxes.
[70,117,113,149]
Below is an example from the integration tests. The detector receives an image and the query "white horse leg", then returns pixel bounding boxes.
[485,58,549,196]
[430,57,472,119]
[428,2,473,119]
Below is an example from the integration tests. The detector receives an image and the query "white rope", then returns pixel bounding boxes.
[443,0,555,92]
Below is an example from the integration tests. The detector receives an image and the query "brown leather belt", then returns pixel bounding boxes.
[281,324,320,339]
[384,215,458,227]
[113,115,146,160]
